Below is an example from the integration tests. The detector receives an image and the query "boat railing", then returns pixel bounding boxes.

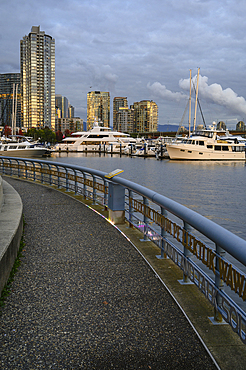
[1,156,246,344]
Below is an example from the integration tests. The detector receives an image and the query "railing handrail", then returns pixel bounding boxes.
[2,156,245,267]
[2,155,246,344]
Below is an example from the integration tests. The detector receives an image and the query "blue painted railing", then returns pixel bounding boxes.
[1,156,246,344]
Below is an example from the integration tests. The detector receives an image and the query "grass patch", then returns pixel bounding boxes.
[0,219,26,310]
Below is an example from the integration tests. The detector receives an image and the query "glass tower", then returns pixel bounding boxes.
[113,97,128,130]
[133,100,158,132]
[87,91,110,130]
[0,73,21,129]
[20,26,55,130]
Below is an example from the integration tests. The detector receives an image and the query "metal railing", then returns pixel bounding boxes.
[1,156,246,344]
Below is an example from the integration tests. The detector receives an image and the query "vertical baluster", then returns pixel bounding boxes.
[92,175,96,204]
[128,189,133,227]
[142,197,149,241]
[83,173,87,199]
[214,244,225,322]
[181,221,193,284]
[74,169,77,195]
[156,207,168,259]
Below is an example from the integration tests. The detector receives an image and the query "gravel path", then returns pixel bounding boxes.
[0,177,218,369]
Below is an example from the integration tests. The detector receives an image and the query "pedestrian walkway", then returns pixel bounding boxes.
[0,177,218,369]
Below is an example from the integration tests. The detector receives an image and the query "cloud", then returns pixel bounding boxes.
[179,75,246,116]
[147,82,187,102]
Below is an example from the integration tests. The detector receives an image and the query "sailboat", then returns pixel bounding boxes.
[166,69,245,160]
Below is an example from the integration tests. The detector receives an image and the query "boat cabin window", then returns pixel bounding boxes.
[196,131,213,138]
[232,146,245,152]
[198,141,204,146]
[192,140,195,145]
[207,145,213,149]
[9,146,17,149]
[187,140,192,144]
[222,146,229,151]
[87,134,109,138]
[214,145,221,151]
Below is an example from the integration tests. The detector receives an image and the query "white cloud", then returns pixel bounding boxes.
[179,75,246,116]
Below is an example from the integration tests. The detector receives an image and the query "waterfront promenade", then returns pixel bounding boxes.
[0,177,228,369]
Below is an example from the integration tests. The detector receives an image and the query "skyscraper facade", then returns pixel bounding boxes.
[115,106,134,133]
[20,26,55,130]
[55,95,69,119]
[0,73,21,129]
[113,97,128,130]
[55,95,75,119]
[133,100,158,132]
[87,91,110,130]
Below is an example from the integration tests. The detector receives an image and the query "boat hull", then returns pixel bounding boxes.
[0,148,51,158]
[166,145,245,160]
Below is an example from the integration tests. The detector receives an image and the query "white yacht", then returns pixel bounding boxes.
[54,120,131,152]
[0,136,52,157]
[166,123,246,160]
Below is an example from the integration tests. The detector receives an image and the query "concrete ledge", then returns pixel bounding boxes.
[0,179,23,294]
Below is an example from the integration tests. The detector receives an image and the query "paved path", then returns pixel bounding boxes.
[0,177,218,369]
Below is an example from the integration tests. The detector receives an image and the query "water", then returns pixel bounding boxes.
[48,152,246,241]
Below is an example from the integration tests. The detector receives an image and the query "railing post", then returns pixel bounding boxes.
[65,168,69,191]
[182,221,193,284]
[142,196,149,241]
[92,175,96,204]
[156,207,168,259]
[74,170,77,195]
[40,163,44,183]
[214,244,225,322]
[57,166,61,189]
[48,164,52,185]
[108,181,125,224]
[103,179,107,209]
[83,173,87,199]
[128,189,133,227]
[33,162,36,182]
[9,159,12,176]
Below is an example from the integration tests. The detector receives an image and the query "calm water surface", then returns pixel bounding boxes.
[48,152,246,241]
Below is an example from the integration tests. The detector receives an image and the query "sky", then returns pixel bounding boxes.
[1,0,246,129]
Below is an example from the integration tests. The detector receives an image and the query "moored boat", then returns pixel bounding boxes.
[166,123,245,160]
[0,136,52,157]
[54,119,130,152]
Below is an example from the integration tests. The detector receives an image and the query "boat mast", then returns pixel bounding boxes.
[14,84,18,135]
[11,83,15,135]
[188,69,192,137]
[193,67,200,133]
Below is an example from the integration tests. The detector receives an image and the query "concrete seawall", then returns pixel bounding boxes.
[0,176,23,294]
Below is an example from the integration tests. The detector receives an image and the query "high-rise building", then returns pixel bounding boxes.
[55,95,69,119]
[133,100,158,132]
[115,106,134,133]
[0,73,21,129]
[56,95,75,120]
[113,97,128,130]
[87,91,110,130]
[20,26,55,130]
[68,105,74,119]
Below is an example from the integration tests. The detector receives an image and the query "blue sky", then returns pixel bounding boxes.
[1,0,246,129]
